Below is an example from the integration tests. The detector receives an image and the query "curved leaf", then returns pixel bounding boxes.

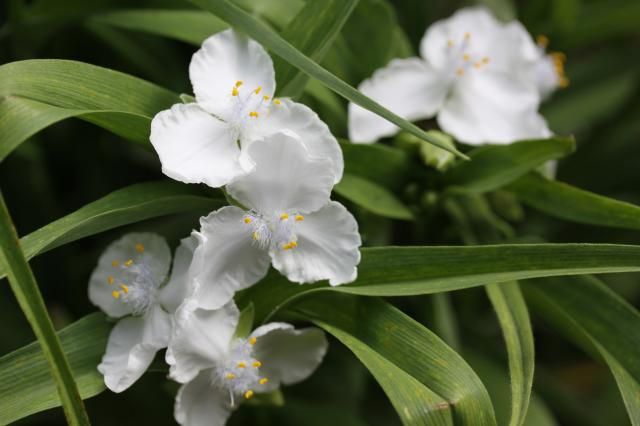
[334,174,414,220]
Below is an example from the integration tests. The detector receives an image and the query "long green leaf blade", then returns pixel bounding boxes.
[0,313,110,424]
[334,174,414,220]
[508,172,640,230]
[0,194,89,425]
[185,0,468,158]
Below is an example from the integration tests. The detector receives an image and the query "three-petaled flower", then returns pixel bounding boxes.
[167,300,328,426]
[349,7,564,145]
[188,132,361,310]
[150,29,343,188]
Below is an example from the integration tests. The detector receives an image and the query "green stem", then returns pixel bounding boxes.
[0,192,90,425]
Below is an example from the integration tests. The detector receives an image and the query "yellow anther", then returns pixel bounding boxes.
[537,35,549,48]
[244,390,254,400]
[252,231,259,241]
[249,337,257,345]
[237,362,247,368]
[232,87,239,96]
[447,39,454,48]
[263,95,270,101]
[107,275,114,285]
[295,214,304,222]
[280,213,289,220]
[235,80,243,87]
[273,99,281,105]
[135,243,144,253]
[254,86,262,94]
[259,378,269,385]
[119,284,129,294]
[290,241,297,248]
[249,111,259,118]
[463,54,470,61]
[244,217,252,224]
[226,373,236,380]
[252,361,262,368]
[559,76,570,88]
[482,56,490,64]
[111,290,121,299]
[464,32,471,40]
[124,259,133,267]
[111,260,119,267]
[473,62,482,69]
[455,68,465,76]
[551,52,566,63]
[283,241,298,250]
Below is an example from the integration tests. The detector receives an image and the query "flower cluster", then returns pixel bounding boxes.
[89,29,360,426]
[349,7,567,145]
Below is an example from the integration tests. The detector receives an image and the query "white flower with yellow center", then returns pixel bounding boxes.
[88,233,202,392]
[167,300,328,426]
[190,131,361,310]
[150,29,343,188]
[349,7,554,145]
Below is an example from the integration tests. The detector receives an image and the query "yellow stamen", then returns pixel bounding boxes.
[447,39,454,48]
[237,362,247,368]
[111,290,121,299]
[252,361,262,368]
[226,373,236,380]
[273,99,281,105]
[249,337,257,345]
[295,214,304,222]
[464,32,471,40]
[235,80,243,87]
[537,35,549,48]
[482,56,490,64]
[124,259,133,267]
[559,76,570,88]
[252,231,259,241]
[135,243,145,253]
[249,111,259,118]
[244,390,254,399]
[455,68,464,76]
[280,213,289,220]
[119,284,129,294]
[263,95,270,101]
[107,275,114,285]
[111,260,119,267]
[244,217,252,224]
[259,378,269,385]
[283,241,298,250]
[463,54,470,61]
[232,87,239,96]
[473,62,482,69]
[254,86,262,94]
[289,241,297,248]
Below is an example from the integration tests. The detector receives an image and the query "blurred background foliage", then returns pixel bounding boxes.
[1,0,639,424]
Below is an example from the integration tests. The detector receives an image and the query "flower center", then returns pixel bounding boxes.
[242,211,304,251]
[445,32,490,77]
[227,80,281,136]
[212,336,269,406]
[107,243,157,315]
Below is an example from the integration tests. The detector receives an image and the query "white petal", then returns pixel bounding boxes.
[159,233,204,313]
[98,304,171,392]
[250,323,328,388]
[150,103,244,188]
[535,54,561,99]
[243,98,343,183]
[193,206,271,310]
[167,300,239,384]
[89,233,170,318]
[270,201,361,285]
[174,371,232,426]
[190,29,275,121]
[438,71,549,145]
[227,132,334,214]
[348,58,448,143]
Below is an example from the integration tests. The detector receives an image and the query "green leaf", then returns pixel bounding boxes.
[508,172,640,230]
[234,302,255,339]
[242,243,640,324]
[0,59,178,161]
[89,9,228,45]
[334,174,414,220]
[186,0,468,158]
[340,140,412,191]
[292,294,496,425]
[486,282,534,426]
[0,181,221,280]
[0,313,110,425]
[0,194,90,425]
[445,137,575,194]
[274,0,359,97]
[524,275,640,425]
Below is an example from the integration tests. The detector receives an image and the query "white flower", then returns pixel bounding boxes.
[88,233,202,392]
[167,300,328,426]
[348,7,553,145]
[150,29,343,188]
[189,131,361,310]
